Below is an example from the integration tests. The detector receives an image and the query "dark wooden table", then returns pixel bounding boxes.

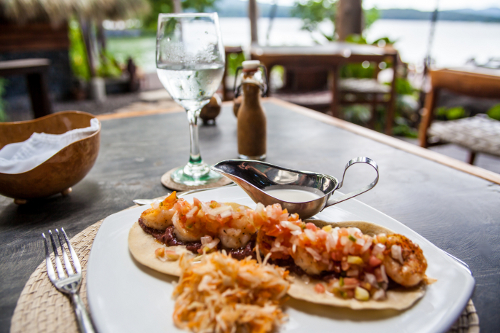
[250,43,398,134]
[0,59,52,118]
[1,98,499,332]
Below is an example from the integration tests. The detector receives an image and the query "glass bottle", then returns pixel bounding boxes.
[235,60,268,160]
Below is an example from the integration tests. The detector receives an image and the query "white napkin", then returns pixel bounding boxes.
[0,118,100,174]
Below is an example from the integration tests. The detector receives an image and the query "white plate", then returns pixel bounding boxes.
[87,186,474,333]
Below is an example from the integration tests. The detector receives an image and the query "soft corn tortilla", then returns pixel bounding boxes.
[128,221,195,276]
[288,278,425,310]
[287,220,427,310]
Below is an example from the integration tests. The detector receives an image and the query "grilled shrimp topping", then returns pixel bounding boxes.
[383,234,427,287]
[253,204,428,300]
[140,193,256,249]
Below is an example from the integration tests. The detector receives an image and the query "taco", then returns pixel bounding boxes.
[253,205,428,310]
[279,221,426,310]
[128,192,257,276]
[129,195,429,310]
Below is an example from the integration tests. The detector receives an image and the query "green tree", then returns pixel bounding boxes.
[292,0,337,41]
[292,0,379,41]
[143,0,219,31]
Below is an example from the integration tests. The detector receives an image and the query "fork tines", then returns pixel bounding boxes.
[42,228,81,282]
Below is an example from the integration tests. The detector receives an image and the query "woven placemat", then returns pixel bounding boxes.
[161,167,231,191]
[10,215,480,333]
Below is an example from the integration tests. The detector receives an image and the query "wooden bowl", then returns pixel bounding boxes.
[0,111,100,202]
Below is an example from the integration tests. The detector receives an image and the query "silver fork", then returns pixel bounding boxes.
[42,228,96,333]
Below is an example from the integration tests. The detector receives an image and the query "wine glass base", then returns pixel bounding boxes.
[170,167,222,186]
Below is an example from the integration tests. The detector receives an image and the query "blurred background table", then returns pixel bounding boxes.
[0,98,499,332]
[250,43,399,134]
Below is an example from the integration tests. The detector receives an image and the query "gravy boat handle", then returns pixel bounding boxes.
[324,157,379,208]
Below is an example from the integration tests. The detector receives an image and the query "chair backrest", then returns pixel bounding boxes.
[430,69,500,99]
[419,68,500,148]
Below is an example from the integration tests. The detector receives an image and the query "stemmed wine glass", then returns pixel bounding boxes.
[156,13,225,186]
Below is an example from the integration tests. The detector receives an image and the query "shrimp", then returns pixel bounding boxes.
[173,201,256,246]
[291,246,330,275]
[254,203,302,260]
[172,212,205,242]
[382,234,427,287]
[140,192,177,230]
[218,204,256,248]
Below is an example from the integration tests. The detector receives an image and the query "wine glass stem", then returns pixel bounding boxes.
[187,109,202,165]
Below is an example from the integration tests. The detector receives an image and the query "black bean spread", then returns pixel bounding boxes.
[138,218,255,258]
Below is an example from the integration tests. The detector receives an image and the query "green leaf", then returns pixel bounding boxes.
[487,104,500,120]
[69,19,91,81]
[447,107,467,120]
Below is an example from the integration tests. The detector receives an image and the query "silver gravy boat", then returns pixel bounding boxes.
[212,157,379,219]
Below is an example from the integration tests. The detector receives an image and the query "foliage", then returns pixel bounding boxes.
[364,7,380,30]
[97,51,123,78]
[143,0,219,31]
[0,78,7,122]
[70,20,123,80]
[342,96,419,138]
[393,95,419,138]
[69,20,91,81]
[227,52,246,77]
[487,104,500,121]
[292,0,337,40]
[292,0,380,41]
[340,62,375,79]
[342,104,371,124]
[436,106,468,120]
[339,34,397,80]
[392,119,418,138]
[393,78,415,95]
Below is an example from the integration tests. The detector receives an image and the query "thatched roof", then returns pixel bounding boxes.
[0,0,150,24]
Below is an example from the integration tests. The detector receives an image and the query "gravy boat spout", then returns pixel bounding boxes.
[211,158,379,219]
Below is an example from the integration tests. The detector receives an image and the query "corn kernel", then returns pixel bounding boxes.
[322,225,332,232]
[355,286,370,301]
[347,255,364,265]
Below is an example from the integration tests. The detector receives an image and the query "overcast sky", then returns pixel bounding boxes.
[257,0,500,11]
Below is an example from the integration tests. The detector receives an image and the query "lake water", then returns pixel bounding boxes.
[108,18,500,73]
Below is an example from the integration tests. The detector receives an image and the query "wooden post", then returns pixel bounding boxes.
[249,0,259,44]
[173,0,182,13]
[385,53,398,135]
[78,17,96,78]
[418,86,440,148]
[26,69,52,118]
[330,65,340,118]
[336,0,363,41]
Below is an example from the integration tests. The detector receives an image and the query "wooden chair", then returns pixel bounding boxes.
[265,51,398,135]
[334,53,398,134]
[418,68,500,164]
